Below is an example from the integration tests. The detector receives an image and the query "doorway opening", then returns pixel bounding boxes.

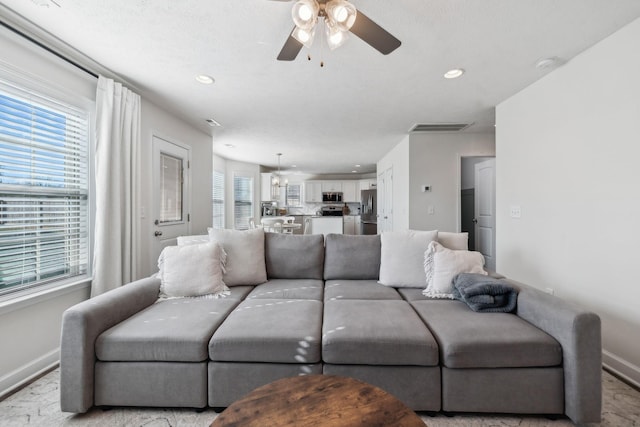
[460,156,496,270]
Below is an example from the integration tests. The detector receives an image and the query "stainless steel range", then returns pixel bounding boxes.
[321,206,343,216]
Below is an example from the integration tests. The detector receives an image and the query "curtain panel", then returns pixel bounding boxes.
[92,76,141,297]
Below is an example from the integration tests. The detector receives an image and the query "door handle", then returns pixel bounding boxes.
[472,218,478,224]
[154,231,163,237]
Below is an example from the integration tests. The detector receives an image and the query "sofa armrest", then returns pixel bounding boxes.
[59,277,160,413]
[509,280,601,424]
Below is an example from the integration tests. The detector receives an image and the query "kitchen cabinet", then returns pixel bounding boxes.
[359,179,377,190]
[342,181,358,202]
[304,181,323,203]
[321,181,342,192]
[261,173,274,201]
[343,215,356,235]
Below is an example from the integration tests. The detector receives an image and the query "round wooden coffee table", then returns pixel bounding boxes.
[210,375,425,427]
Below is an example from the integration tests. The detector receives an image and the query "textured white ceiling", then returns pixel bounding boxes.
[2,0,640,174]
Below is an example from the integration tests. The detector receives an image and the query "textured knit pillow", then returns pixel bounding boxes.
[379,229,438,288]
[423,241,486,298]
[158,242,228,298]
[208,228,267,286]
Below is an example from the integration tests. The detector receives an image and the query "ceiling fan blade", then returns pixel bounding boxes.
[350,10,401,55]
[277,28,304,61]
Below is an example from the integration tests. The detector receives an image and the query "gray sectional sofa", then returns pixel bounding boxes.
[60,233,602,424]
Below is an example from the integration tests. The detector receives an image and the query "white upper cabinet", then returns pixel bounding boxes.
[359,179,377,190]
[342,181,358,202]
[321,181,342,192]
[304,181,323,203]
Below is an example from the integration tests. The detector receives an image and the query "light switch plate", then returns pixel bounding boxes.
[510,206,521,218]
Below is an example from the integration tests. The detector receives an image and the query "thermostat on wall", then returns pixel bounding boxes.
[422,185,432,192]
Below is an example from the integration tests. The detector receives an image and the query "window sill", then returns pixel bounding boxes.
[0,277,91,316]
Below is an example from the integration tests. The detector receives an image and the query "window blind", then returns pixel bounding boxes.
[286,183,302,207]
[212,170,224,229]
[233,175,253,230]
[0,78,89,295]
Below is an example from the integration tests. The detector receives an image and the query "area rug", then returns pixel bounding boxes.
[1,368,638,426]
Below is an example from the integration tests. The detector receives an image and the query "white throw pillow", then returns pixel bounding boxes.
[208,228,267,286]
[158,242,228,298]
[437,231,469,250]
[423,241,487,298]
[379,229,438,288]
[177,234,210,246]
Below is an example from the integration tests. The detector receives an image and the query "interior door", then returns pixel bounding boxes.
[474,158,496,271]
[152,136,190,266]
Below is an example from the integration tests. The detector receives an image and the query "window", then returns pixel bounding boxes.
[0,78,89,296]
[233,174,253,230]
[286,183,302,207]
[212,170,224,229]
[159,152,183,223]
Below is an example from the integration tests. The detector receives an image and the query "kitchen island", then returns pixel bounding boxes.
[307,216,343,236]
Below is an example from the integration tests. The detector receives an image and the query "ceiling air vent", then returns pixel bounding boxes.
[409,123,473,132]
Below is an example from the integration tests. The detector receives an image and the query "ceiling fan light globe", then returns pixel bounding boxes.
[325,22,348,50]
[325,0,357,31]
[292,26,316,48]
[292,0,319,31]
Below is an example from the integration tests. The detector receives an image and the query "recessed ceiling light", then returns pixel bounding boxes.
[195,74,215,84]
[206,118,221,127]
[291,165,297,168]
[444,68,465,79]
[224,144,235,148]
[352,170,357,173]
[355,164,361,168]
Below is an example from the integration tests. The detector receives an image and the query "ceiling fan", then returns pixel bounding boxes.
[271,0,401,61]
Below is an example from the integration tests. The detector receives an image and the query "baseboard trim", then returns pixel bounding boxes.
[0,348,59,400]
[603,350,640,390]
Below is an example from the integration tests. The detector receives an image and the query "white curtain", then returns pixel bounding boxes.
[92,75,141,297]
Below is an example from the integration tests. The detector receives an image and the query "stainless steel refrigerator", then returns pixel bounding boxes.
[360,189,377,235]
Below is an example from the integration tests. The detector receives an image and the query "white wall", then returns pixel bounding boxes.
[496,17,640,386]
[408,133,495,232]
[377,136,410,231]
[0,25,94,398]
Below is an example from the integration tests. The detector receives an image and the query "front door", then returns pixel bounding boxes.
[474,158,496,271]
[151,136,190,266]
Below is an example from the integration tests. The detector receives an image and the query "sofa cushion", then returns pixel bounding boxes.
[96,298,240,362]
[210,299,322,363]
[323,234,381,280]
[379,229,438,288]
[410,300,562,368]
[396,287,429,301]
[208,228,267,286]
[324,280,401,301]
[322,300,439,366]
[265,233,324,279]
[246,279,323,300]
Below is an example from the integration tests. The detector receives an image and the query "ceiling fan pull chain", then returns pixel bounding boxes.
[320,19,325,67]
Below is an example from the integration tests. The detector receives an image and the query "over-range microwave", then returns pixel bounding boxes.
[322,192,343,203]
